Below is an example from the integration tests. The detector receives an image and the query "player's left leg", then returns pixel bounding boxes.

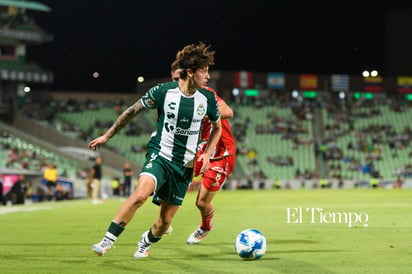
[187,162,224,245]
[187,156,236,244]
[196,185,217,231]
[186,186,217,244]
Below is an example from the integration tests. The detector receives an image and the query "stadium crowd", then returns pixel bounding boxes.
[1,91,411,202]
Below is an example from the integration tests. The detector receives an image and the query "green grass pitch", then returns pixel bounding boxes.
[0,188,411,274]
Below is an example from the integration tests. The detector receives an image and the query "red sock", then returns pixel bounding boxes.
[201,209,215,231]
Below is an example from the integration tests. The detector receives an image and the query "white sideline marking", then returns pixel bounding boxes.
[0,205,52,215]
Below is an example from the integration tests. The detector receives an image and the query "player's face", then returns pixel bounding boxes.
[171,69,182,82]
[192,66,210,88]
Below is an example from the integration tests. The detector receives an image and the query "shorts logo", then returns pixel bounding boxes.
[145,153,158,169]
[211,166,225,174]
[173,194,184,201]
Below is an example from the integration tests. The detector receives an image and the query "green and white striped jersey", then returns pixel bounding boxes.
[141,81,220,167]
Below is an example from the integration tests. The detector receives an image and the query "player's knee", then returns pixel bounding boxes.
[195,199,207,210]
[129,193,149,206]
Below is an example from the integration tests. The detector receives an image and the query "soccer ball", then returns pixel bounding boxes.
[235,229,267,260]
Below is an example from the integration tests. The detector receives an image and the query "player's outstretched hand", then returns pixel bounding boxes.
[88,136,109,151]
[197,153,210,174]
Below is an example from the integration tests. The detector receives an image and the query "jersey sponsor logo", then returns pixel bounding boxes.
[168,102,176,110]
[142,97,155,108]
[167,112,175,119]
[164,112,176,132]
[142,86,159,108]
[180,117,189,123]
[175,127,199,136]
[165,122,174,132]
[197,103,205,116]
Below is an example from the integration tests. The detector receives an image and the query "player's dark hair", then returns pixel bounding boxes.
[174,42,215,80]
[170,59,180,72]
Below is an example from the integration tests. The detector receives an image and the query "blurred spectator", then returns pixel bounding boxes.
[394,176,403,189]
[87,157,102,204]
[7,147,20,167]
[43,163,58,194]
[55,183,66,201]
[122,162,133,197]
[111,177,120,196]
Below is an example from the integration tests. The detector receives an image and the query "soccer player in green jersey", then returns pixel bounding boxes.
[170,59,236,244]
[89,42,222,258]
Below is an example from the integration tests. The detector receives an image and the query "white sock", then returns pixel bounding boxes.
[105,232,117,242]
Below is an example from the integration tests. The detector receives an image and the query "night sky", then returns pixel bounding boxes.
[27,0,409,92]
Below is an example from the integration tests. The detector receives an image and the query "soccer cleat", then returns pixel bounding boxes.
[186,226,213,244]
[134,231,151,258]
[163,225,173,236]
[92,238,114,256]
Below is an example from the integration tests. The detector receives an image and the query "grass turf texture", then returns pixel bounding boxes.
[0,188,411,274]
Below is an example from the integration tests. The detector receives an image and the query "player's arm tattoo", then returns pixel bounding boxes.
[105,100,146,139]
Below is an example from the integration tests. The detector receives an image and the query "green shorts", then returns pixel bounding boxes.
[140,149,193,206]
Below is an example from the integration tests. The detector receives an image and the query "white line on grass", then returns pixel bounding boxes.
[0,205,53,215]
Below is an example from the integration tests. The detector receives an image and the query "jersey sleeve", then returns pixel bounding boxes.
[205,86,223,102]
[140,84,162,109]
[206,91,221,123]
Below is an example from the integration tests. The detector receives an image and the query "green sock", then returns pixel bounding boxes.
[107,221,125,238]
[147,229,161,243]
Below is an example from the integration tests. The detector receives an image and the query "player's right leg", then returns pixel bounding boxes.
[92,175,155,256]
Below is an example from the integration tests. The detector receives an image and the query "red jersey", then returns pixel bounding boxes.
[200,87,236,160]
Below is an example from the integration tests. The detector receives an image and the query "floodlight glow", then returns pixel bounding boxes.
[232,88,239,96]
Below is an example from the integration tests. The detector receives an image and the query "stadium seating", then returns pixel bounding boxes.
[56,105,156,166]
[322,103,412,180]
[14,96,412,187]
[233,104,316,180]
